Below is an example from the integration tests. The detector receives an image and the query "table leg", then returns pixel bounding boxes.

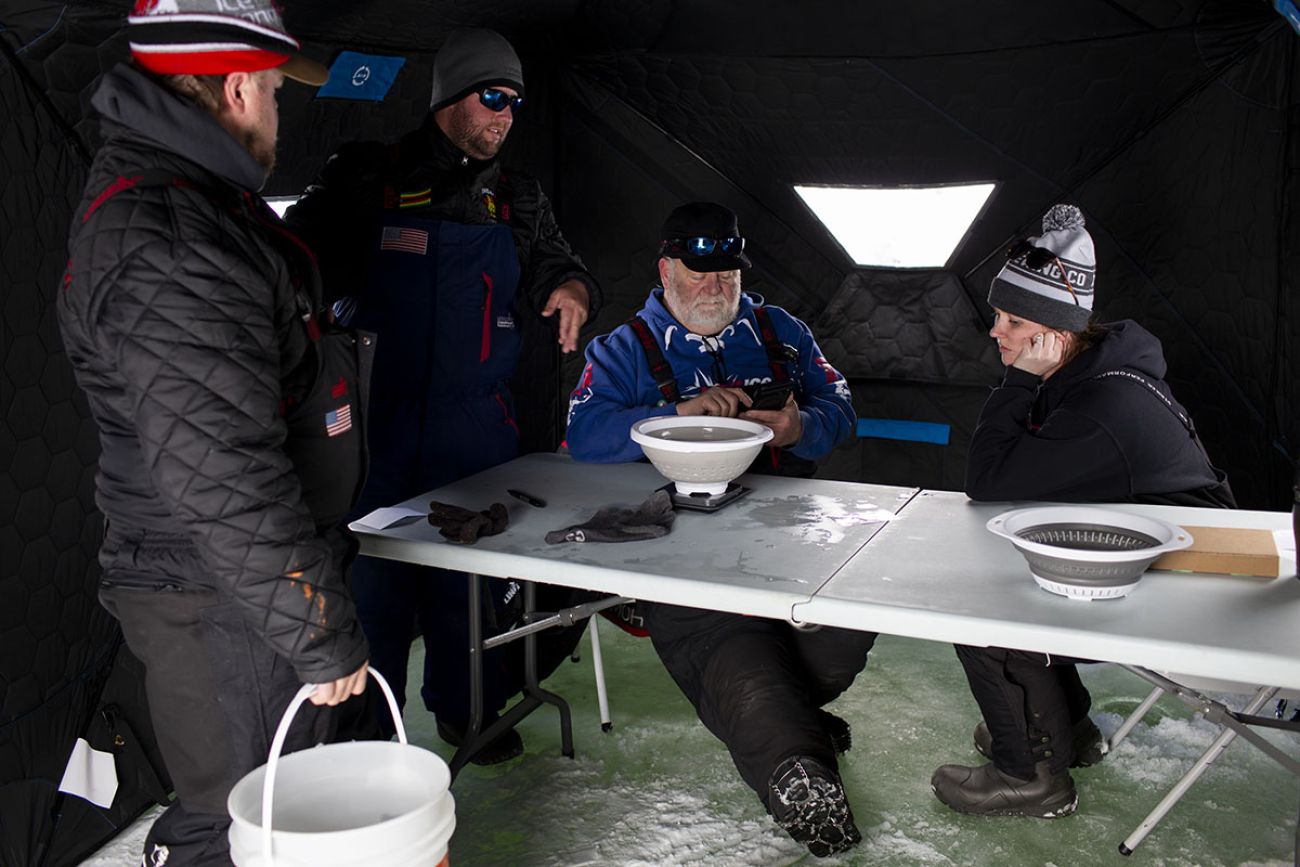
[1117,678,1279,855]
[589,616,613,732]
[448,575,585,778]
[1108,686,1165,751]
[519,580,574,759]
[448,571,488,779]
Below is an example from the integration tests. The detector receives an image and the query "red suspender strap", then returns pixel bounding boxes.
[627,315,680,405]
[753,306,796,383]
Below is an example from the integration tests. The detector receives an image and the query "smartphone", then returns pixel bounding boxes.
[746,380,794,411]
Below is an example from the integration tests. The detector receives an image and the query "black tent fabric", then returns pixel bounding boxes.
[1,1,1296,863]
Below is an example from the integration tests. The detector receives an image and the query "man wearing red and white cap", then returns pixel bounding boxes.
[58,3,369,864]
[126,0,328,83]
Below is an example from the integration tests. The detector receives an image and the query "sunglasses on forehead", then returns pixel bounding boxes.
[660,236,745,258]
[478,87,524,113]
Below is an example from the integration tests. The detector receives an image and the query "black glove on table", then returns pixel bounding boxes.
[545,490,676,544]
[428,500,509,544]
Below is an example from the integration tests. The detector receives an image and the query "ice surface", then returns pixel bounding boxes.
[81,633,1299,866]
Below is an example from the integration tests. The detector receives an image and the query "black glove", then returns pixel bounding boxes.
[545,490,676,544]
[428,500,509,544]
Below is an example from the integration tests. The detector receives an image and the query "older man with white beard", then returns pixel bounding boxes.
[564,202,871,859]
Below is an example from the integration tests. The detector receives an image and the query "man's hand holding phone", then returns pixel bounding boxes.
[741,381,802,447]
[744,380,794,410]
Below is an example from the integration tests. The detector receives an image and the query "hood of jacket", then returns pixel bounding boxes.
[90,63,267,192]
[1051,320,1167,387]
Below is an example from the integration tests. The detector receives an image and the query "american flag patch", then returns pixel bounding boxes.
[379,226,429,254]
[325,404,353,437]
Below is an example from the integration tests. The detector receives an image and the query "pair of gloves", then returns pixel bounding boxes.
[428,490,677,545]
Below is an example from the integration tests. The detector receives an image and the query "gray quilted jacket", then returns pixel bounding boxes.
[57,64,368,683]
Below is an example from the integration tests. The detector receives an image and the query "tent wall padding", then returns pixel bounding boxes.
[2,3,1298,863]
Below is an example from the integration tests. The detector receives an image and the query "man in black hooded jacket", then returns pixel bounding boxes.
[57,3,369,863]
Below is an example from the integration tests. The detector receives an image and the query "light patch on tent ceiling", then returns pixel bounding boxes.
[265,195,299,219]
[794,183,995,269]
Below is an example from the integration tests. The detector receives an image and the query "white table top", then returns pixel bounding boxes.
[350,453,918,621]
[794,490,1300,690]
[352,456,1300,690]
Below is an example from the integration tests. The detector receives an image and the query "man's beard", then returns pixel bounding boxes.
[243,128,276,175]
[446,104,503,160]
[671,292,739,333]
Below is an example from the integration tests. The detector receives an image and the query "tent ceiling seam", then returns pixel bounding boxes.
[1266,34,1295,471]
[963,20,1288,282]
[1095,0,1160,31]
[648,25,1199,64]
[0,3,67,54]
[0,21,90,165]
[565,67,844,309]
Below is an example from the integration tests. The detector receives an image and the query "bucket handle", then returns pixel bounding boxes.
[261,669,406,867]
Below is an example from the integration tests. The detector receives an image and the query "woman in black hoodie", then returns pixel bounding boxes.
[931,205,1234,819]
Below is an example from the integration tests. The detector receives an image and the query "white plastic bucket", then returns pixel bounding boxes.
[227,670,455,867]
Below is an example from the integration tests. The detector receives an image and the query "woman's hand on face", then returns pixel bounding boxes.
[1011,330,1065,377]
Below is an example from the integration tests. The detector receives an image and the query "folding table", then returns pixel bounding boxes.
[793,489,1300,853]
[352,459,1300,853]
[350,452,917,776]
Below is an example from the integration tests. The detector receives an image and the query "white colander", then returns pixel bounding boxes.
[987,506,1193,601]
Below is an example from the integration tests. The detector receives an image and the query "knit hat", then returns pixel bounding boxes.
[659,202,752,272]
[429,28,525,111]
[127,0,327,85]
[988,204,1096,331]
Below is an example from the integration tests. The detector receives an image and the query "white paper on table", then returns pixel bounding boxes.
[58,737,118,809]
[354,505,427,530]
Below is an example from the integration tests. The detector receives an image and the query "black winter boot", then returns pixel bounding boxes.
[930,760,1078,818]
[767,756,862,857]
[973,716,1106,767]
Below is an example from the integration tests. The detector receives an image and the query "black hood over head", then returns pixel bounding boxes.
[1052,320,1167,387]
[90,63,267,192]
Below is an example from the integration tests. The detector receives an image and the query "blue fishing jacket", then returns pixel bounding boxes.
[566,288,854,464]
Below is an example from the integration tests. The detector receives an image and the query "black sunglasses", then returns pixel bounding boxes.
[660,236,745,257]
[1006,239,1055,270]
[478,87,524,113]
[1007,239,1079,300]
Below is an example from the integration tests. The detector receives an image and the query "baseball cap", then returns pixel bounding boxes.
[659,202,752,273]
[127,0,328,86]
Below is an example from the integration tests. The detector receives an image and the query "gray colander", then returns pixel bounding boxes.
[987,507,1193,600]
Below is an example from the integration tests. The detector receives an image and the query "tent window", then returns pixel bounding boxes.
[794,183,995,269]
[265,195,299,219]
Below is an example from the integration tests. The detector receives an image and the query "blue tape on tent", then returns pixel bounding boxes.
[317,52,405,101]
[856,418,950,445]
